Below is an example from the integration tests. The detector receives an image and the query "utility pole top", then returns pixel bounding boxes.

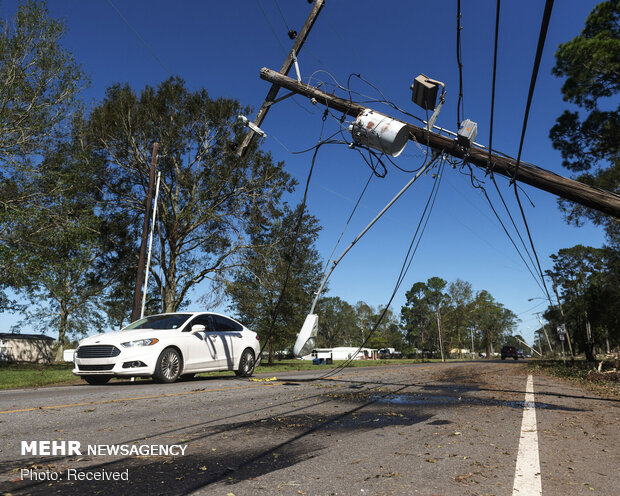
[236,0,325,158]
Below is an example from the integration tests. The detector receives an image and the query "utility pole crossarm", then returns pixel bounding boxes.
[236,0,325,158]
[259,67,620,219]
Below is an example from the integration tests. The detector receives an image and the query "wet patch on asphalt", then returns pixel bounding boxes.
[373,392,589,411]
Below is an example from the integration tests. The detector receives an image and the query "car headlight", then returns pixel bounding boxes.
[121,338,159,348]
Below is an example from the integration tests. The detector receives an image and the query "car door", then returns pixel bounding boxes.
[182,314,221,371]
[211,315,244,370]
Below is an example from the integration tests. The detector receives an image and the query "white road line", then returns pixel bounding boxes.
[512,374,542,495]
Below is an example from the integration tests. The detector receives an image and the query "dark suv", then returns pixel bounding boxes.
[501,345,519,360]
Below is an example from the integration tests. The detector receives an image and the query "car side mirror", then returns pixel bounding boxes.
[191,324,206,333]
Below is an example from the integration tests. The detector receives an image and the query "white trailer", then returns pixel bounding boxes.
[301,347,378,361]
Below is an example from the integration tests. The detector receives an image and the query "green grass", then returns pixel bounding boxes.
[0,358,432,389]
[0,362,78,390]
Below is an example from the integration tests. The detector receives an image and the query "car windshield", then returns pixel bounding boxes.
[122,314,191,331]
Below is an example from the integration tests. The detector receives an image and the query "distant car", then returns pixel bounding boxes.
[73,312,261,385]
[379,348,402,359]
[501,345,519,360]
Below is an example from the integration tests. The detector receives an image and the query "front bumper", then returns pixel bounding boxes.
[73,346,158,377]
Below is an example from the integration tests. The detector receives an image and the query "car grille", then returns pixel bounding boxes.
[76,345,120,358]
[78,364,115,371]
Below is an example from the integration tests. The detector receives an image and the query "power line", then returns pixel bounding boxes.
[463,164,548,296]
[485,1,545,288]
[261,67,620,218]
[106,0,172,76]
[456,0,464,128]
[256,125,326,360]
[255,0,288,55]
[319,170,374,288]
[273,0,291,31]
[305,70,426,126]
[490,174,541,281]
[488,0,501,171]
[511,0,555,304]
[320,155,446,379]
[273,0,298,39]
[512,0,554,183]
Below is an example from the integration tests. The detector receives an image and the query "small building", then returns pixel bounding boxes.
[0,333,55,364]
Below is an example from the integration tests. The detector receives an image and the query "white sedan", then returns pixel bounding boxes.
[73,312,261,385]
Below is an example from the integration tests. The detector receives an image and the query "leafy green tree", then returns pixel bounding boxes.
[401,277,448,360]
[94,209,141,330]
[0,0,87,312]
[471,290,518,357]
[315,296,358,348]
[401,283,432,351]
[354,300,376,348]
[377,307,406,350]
[3,131,112,360]
[362,306,405,351]
[504,334,526,349]
[549,1,619,239]
[226,204,323,363]
[86,77,294,315]
[545,244,618,361]
[548,2,620,360]
[442,279,475,353]
[402,278,519,359]
[0,0,86,162]
[424,277,449,361]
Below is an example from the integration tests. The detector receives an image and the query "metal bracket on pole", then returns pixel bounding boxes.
[291,49,302,83]
[238,115,267,137]
[426,80,445,132]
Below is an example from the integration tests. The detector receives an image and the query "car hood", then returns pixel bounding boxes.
[78,328,176,346]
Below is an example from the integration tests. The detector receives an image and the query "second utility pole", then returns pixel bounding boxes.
[131,142,159,323]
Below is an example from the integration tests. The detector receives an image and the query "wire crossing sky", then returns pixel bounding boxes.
[0,0,608,347]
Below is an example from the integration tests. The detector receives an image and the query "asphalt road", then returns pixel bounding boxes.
[0,361,618,496]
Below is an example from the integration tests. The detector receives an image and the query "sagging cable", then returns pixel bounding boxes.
[293,150,442,357]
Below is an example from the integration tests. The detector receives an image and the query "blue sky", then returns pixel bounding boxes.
[1,0,607,346]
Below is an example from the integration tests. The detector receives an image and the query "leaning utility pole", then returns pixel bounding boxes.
[236,0,325,158]
[131,142,159,323]
[436,308,446,363]
[536,312,554,355]
[259,68,620,219]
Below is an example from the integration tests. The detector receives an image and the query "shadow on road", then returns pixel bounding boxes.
[5,384,432,495]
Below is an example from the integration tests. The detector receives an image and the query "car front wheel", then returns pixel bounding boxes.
[154,348,182,383]
[235,349,255,377]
